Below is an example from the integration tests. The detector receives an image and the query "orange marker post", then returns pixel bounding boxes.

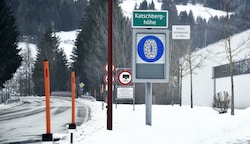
[71,71,76,125]
[42,60,53,142]
[44,60,51,134]
[68,71,76,143]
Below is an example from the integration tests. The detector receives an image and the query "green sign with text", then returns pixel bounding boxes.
[132,10,168,28]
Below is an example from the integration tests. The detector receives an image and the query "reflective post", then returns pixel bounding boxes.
[42,60,53,143]
[68,71,76,144]
[71,71,76,125]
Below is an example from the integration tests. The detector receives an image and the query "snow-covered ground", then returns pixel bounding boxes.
[10,1,250,143]
[55,99,250,144]
[1,98,250,143]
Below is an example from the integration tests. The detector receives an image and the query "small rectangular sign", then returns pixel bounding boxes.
[172,25,190,40]
[117,87,134,99]
[132,10,168,28]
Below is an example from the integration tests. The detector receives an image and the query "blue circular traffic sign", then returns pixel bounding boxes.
[137,35,164,62]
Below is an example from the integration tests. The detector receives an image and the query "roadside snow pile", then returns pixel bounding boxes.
[57,99,250,144]
[0,99,22,110]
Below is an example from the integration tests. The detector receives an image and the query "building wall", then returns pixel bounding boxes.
[181,29,250,109]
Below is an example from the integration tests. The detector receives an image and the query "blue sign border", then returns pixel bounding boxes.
[137,35,164,62]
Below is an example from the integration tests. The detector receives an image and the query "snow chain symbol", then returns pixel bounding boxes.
[144,39,157,59]
[137,35,164,62]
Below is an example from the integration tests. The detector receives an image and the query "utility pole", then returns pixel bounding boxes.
[107,0,113,130]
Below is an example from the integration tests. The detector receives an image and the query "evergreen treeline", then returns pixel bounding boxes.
[72,0,132,98]
[6,0,86,39]
[139,0,250,49]
[70,0,250,103]
[32,28,70,95]
[0,0,22,89]
[2,0,250,102]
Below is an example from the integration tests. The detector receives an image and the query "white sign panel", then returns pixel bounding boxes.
[172,25,190,40]
[117,87,133,99]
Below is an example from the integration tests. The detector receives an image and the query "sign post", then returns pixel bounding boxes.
[115,68,135,110]
[145,82,152,125]
[172,25,190,106]
[79,82,85,95]
[107,0,113,130]
[132,10,169,126]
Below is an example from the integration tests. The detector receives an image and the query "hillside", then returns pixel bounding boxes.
[18,1,232,61]
[19,1,230,62]
[6,0,86,36]
[120,0,230,21]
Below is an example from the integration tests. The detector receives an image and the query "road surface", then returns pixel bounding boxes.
[0,96,89,144]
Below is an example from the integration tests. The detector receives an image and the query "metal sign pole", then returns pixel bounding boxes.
[145,82,152,126]
[107,0,113,130]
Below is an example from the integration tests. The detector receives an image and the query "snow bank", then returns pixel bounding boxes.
[57,100,250,144]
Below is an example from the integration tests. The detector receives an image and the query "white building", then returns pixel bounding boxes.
[182,29,250,109]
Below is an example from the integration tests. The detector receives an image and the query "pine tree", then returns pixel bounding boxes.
[33,28,69,95]
[72,0,132,94]
[0,0,22,89]
[6,0,87,36]
[179,11,189,24]
[191,0,196,5]
[174,0,183,5]
[53,49,70,91]
[139,0,148,10]
[193,16,207,48]
[148,0,155,10]
[161,0,178,28]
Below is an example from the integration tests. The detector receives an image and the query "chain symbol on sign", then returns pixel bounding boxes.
[137,35,164,63]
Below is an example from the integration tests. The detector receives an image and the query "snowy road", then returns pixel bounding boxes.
[0,96,89,144]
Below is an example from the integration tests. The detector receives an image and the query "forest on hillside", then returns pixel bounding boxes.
[6,0,87,42]
[5,0,250,46]
[3,0,250,104]
[71,0,250,104]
